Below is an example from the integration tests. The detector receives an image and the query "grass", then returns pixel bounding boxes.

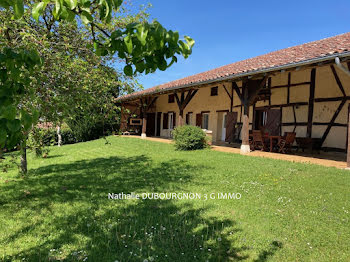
[0,136,349,261]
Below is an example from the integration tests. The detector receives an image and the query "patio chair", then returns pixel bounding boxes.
[277,132,296,153]
[252,130,268,151]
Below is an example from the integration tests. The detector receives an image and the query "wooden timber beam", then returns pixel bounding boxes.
[330,65,346,97]
[247,76,268,103]
[320,64,349,147]
[232,82,243,102]
[223,85,232,100]
[315,96,350,102]
[270,81,311,89]
[307,68,316,138]
[223,84,234,112]
[174,89,198,126]
[146,96,158,111]
[230,85,234,112]
[287,72,291,104]
[268,77,271,106]
[320,99,347,146]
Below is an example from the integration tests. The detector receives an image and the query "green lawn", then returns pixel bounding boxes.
[0,136,349,261]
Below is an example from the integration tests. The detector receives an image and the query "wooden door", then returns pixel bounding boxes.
[264,109,281,136]
[163,113,168,129]
[146,113,156,136]
[225,112,238,143]
[156,112,161,136]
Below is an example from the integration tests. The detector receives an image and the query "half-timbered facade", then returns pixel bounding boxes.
[117,33,350,167]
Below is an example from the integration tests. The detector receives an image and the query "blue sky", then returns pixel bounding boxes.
[137,0,350,90]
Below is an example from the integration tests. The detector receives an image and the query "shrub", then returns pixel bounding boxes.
[40,126,78,147]
[28,127,54,158]
[173,125,207,150]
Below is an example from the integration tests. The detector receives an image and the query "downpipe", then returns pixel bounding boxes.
[335,57,350,77]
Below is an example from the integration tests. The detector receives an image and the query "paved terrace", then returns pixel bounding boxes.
[120,135,348,169]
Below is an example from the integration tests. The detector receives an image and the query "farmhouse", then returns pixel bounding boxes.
[117,33,350,167]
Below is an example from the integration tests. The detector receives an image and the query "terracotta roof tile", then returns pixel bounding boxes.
[118,32,350,101]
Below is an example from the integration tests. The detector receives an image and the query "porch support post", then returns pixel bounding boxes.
[120,103,126,132]
[140,98,147,138]
[240,82,250,154]
[139,96,158,138]
[178,110,184,126]
[237,76,268,154]
[141,116,147,138]
[347,104,350,168]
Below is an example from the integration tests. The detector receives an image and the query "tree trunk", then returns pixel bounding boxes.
[20,139,27,175]
[0,148,3,159]
[57,125,62,147]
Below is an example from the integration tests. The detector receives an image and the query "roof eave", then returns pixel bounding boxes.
[117,51,350,102]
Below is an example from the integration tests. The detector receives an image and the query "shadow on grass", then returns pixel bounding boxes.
[254,241,283,262]
[0,154,282,261]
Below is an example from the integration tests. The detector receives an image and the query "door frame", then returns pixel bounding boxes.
[221,112,227,141]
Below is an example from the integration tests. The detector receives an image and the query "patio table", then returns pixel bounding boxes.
[268,135,282,152]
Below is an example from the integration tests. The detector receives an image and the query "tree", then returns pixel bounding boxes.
[0,0,194,174]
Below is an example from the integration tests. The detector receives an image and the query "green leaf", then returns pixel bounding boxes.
[124,35,133,54]
[158,56,167,71]
[32,2,47,21]
[66,9,76,21]
[81,11,93,24]
[167,56,177,68]
[136,25,148,46]
[6,119,21,132]
[53,0,62,18]
[65,0,77,10]
[14,0,24,19]
[1,105,16,120]
[0,0,10,9]
[123,65,133,76]
[112,0,122,8]
[135,61,145,73]
[184,36,195,48]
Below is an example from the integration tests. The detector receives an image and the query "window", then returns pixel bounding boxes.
[210,86,218,96]
[202,113,209,130]
[254,110,267,130]
[168,112,174,129]
[186,112,193,125]
[168,94,175,103]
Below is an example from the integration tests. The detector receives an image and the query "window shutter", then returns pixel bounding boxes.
[185,114,189,125]
[173,112,176,127]
[163,113,168,129]
[196,113,202,127]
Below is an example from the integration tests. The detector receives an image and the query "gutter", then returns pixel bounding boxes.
[335,57,350,77]
[118,51,350,102]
